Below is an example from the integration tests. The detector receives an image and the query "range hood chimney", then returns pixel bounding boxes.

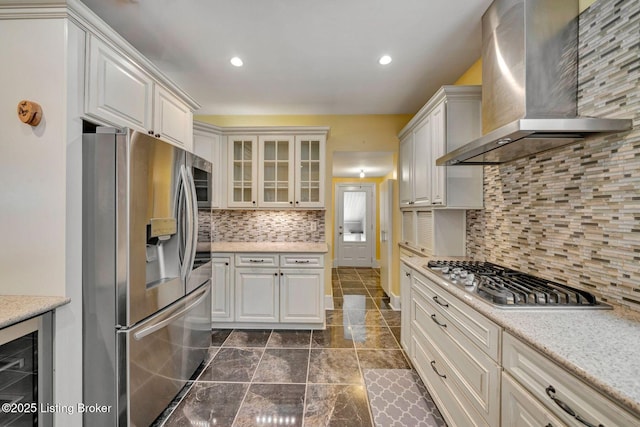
[437,0,632,166]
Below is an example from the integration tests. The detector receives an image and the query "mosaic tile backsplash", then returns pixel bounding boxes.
[212,210,325,242]
[466,0,640,311]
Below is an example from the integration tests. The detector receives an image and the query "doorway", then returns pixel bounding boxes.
[335,183,376,267]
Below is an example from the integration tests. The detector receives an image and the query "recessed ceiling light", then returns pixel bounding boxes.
[378,55,392,65]
[360,169,365,178]
[230,57,243,67]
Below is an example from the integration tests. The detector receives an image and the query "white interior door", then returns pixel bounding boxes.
[379,179,394,295]
[336,184,375,267]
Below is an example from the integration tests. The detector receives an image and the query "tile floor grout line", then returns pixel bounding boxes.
[352,270,377,427]
[301,329,313,427]
[229,328,272,427]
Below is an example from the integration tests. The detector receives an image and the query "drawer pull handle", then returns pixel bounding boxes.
[405,272,411,277]
[294,260,310,264]
[430,360,446,378]
[249,259,265,263]
[432,296,449,308]
[545,386,604,427]
[430,314,447,328]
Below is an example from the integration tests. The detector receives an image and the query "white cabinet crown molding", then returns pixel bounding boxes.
[221,126,330,137]
[0,0,200,111]
[398,85,481,140]
[194,120,224,135]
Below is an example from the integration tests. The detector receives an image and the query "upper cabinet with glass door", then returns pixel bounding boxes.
[227,129,327,209]
[259,136,295,208]
[228,136,258,208]
[295,135,325,208]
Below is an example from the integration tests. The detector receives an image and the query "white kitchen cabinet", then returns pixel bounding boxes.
[86,35,153,132]
[398,85,483,209]
[86,34,196,150]
[502,372,565,427]
[193,121,224,208]
[226,129,328,209]
[430,102,446,205]
[280,269,324,323]
[413,118,432,206]
[400,262,412,353]
[235,267,279,322]
[212,252,325,327]
[401,209,467,257]
[503,332,640,427]
[258,135,295,208]
[228,135,259,208]
[153,85,193,150]
[211,257,233,321]
[411,270,501,427]
[295,135,326,208]
[399,133,414,206]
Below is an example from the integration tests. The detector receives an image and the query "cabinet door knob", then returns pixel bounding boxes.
[252,201,256,205]
[155,133,161,138]
[148,130,154,135]
[289,201,293,204]
[274,273,278,276]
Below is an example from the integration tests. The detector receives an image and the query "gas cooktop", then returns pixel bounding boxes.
[425,260,612,310]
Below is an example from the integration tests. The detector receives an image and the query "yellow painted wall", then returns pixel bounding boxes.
[196,114,412,297]
[579,0,596,12]
[454,58,482,85]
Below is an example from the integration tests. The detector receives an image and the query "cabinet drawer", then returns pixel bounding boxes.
[411,328,490,427]
[412,286,501,427]
[235,253,279,267]
[502,372,565,427]
[280,254,323,268]
[412,270,501,361]
[503,332,640,427]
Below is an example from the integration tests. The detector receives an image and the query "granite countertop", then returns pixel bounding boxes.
[209,242,329,253]
[401,255,640,417]
[0,295,70,329]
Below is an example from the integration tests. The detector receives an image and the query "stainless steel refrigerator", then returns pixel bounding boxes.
[82,127,212,426]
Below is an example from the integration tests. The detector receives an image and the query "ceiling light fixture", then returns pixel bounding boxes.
[359,169,365,178]
[378,55,392,65]
[230,57,243,67]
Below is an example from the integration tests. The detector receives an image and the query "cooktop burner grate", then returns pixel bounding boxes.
[425,260,609,309]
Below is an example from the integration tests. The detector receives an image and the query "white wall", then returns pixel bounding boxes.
[0,16,85,426]
[0,18,67,297]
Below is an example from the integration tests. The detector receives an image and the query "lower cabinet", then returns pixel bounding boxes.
[211,257,233,321]
[235,267,279,322]
[410,269,500,427]
[212,252,325,328]
[401,260,640,427]
[502,372,565,427]
[503,332,640,427]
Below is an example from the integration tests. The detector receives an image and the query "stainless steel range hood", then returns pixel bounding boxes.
[437,0,632,166]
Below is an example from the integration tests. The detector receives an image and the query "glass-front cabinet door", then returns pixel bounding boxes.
[258,136,295,208]
[228,136,258,208]
[295,135,325,208]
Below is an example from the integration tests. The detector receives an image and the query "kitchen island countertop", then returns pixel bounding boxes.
[209,241,329,253]
[0,295,70,329]
[402,255,640,418]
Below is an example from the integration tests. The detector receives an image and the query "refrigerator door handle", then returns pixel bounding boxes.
[179,165,195,283]
[133,283,210,341]
[185,166,199,275]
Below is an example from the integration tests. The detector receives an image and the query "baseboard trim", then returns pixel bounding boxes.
[388,291,401,311]
[324,295,334,310]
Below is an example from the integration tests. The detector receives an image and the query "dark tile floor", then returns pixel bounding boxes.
[156,268,441,427]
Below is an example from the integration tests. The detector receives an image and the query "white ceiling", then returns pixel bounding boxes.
[333,151,394,177]
[80,0,491,115]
